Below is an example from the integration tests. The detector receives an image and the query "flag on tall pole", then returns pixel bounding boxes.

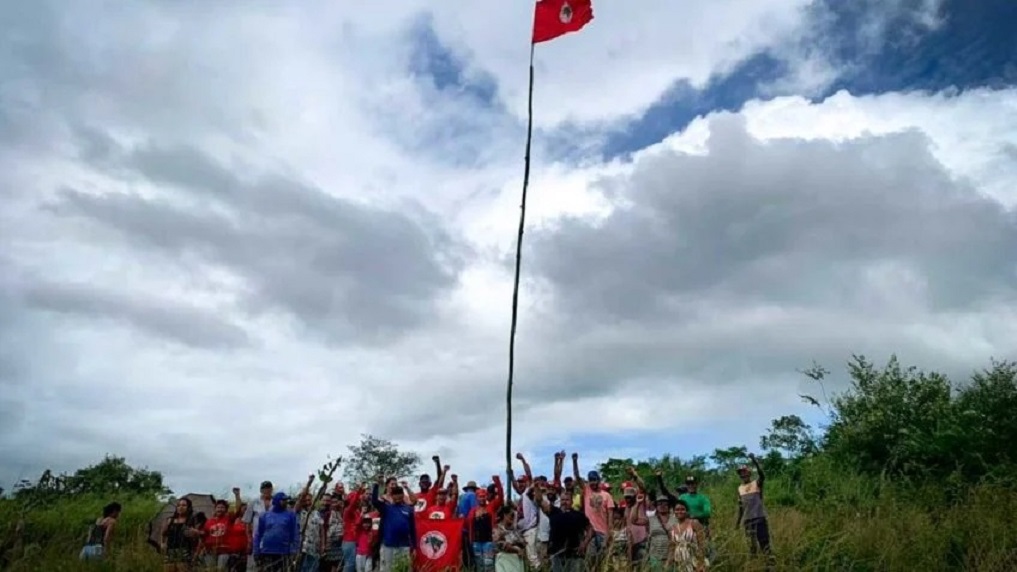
[505,0,594,494]
[532,0,594,43]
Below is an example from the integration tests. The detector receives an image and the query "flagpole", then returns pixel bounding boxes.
[506,41,536,500]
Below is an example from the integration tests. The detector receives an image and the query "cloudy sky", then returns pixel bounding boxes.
[2,0,1016,495]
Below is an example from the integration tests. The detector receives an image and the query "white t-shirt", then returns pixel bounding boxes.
[519,488,540,531]
[243,498,271,542]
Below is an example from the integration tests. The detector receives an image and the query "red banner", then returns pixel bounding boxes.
[414,516,463,572]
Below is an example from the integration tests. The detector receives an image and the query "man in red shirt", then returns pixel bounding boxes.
[202,488,246,571]
[340,484,368,572]
[202,499,233,568]
[412,456,449,514]
[422,488,455,520]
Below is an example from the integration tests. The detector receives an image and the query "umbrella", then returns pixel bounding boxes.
[146,493,216,552]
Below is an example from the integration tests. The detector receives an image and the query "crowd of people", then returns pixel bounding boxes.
[80,452,773,572]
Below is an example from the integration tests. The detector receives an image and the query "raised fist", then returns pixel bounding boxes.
[232,487,241,495]
[443,465,451,472]
[432,455,440,462]
[571,453,578,461]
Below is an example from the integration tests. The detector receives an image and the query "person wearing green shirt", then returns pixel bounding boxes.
[678,476,712,527]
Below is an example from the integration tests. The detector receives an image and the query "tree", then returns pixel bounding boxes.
[824,355,956,479]
[709,446,749,473]
[760,415,817,459]
[597,458,635,487]
[343,434,421,485]
[14,456,170,504]
[952,359,1017,481]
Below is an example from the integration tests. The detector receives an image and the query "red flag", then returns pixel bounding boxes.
[532,0,594,44]
[414,516,464,572]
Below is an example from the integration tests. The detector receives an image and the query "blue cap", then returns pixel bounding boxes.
[271,492,289,508]
[587,470,601,481]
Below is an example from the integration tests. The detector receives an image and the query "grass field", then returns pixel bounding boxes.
[4,465,1016,571]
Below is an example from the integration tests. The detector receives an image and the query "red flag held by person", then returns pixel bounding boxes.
[414,516,463,572]
[532,0,594,44]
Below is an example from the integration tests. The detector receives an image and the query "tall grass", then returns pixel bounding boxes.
[3,463,1016,571]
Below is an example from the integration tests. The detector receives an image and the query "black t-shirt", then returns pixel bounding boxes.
[547,507,589,558]
[472,511,494,543]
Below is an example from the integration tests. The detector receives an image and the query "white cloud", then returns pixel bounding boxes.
[1,0,1015,495]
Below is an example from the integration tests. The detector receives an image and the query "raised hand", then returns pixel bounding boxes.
[516,453,525,461]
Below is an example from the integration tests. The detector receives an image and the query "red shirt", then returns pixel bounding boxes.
[413,488,439,513]
[222,518,247,554]
[423,502,453,520]
[342,492,362,542]
[203,516,231,553]
[355,528,373,555]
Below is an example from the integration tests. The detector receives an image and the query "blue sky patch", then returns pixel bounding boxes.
[407,13,500,108]
[595,0,1017,161]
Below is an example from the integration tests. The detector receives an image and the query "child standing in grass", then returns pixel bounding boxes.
[354,515,374,572]
[79,502,121,561]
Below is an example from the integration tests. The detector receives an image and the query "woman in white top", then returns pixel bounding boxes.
[493,506,527,572]
[671,500,708,572]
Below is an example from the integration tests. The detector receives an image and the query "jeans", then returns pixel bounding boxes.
[473,541,495,572]
[341,541,357,572]
[203,553,233,569]
[79,544,103,561]
[299,553,320,572]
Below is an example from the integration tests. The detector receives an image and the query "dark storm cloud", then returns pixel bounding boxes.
[533,115,1017,323]
[22,281,251,349]
[47,135,467,343]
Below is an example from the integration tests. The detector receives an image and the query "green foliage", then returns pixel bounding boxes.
[760,415,818,459]
[343,434,421,485]
[11,456,170,506]
[819,355,1017,483]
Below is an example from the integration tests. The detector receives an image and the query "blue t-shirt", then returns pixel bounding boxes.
[457,491,478,518]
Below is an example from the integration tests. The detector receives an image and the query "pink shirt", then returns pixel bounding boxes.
[583,485,615,535]
[626,501,649,545]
